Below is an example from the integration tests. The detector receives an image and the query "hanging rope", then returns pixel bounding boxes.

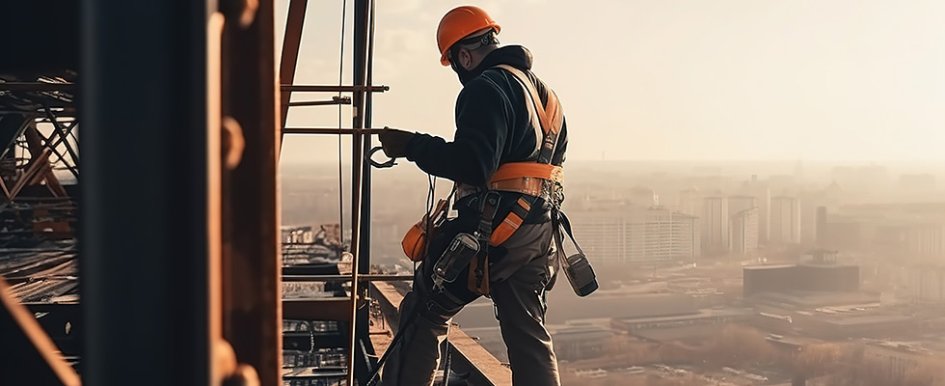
[336,0,348,246]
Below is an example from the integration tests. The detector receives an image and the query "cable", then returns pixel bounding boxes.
[441,333,453,386]
[368,175,438,385]
[420,174,436,272]
[336,0,348,245]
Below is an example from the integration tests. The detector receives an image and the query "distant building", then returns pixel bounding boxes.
[816,206,828,246]
[676,188,702,217]
[570,205,701,264]
[629,186,659,207]
[571,211,625,264]
[728,195,756,216]
[730,208,759,257]
[910,265,945,302]
[548,324,615,360]
[611,308,754,343]
[626,208,701,262]
[702,196,729,255]
[743,260,860,297]
[905,223,945,258]
[770,196,802,244]
[742,176,771,244]
[798,191,830,246]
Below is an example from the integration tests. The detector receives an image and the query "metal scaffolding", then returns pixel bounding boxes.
[1,1,513,385]
[279,0,385,383]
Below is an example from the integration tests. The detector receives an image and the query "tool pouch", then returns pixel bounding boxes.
[432,232,479,290]
[563,252,598,297]
[401,198,451,262]
[553,211,599,297]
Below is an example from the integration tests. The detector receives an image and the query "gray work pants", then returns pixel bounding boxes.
[381,222,561,386]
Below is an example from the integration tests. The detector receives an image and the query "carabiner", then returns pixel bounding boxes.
[368,146,397,169]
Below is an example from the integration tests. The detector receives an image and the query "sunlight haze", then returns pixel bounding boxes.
[277,0,945,163]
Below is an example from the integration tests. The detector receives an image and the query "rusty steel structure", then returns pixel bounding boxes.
[1,1,513,385]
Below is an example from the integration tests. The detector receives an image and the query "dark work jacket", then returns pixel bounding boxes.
[405,46,568,226]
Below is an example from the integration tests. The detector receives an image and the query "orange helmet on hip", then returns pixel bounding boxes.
[436,6,501,66]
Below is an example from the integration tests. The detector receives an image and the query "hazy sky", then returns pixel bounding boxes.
[277,0,945,163]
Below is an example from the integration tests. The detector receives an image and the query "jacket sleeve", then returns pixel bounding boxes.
[404,78,511,186]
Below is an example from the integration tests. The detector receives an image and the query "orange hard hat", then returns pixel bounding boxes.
[436,6,501,66]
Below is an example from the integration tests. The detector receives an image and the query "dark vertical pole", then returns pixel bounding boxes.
[80,1,211,386]
[361,0,375,278]
[221,0,282,385]
[355,0,377,383]
[349,0,373,383]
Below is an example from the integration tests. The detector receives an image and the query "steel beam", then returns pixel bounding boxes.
[220,0,282,384]
[279,0,308,131]
[282,274,413,282]
[283,127,387,135]
[0,83,76,92]
[0,278,80,386]
[80,1,211,386]
[371,282,513,386]
[288,97,352,107]
[283,298,353,321]
[281,85,388,93]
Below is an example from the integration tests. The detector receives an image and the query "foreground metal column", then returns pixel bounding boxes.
[220,0,282,384]
[81,1,212,385]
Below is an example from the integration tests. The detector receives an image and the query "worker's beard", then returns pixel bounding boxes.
[451,61,478,85]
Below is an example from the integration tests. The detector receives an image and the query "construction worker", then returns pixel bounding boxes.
[378,5,567,386]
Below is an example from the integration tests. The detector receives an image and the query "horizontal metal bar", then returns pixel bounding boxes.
[283,298,352,321]
[0,109,75,114]
[282,127,387,135]
[282,274,413,282]
[0,82,76,92]
[284,330,346,351]
[4,276,77,284]
[288,97,352,107]
[22,302,80,313]
[281,85,388,93]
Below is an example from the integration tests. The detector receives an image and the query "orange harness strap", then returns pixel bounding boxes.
[481,66,565,248]
[490,162,562,184]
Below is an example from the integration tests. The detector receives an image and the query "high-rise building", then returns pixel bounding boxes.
[730,208,759,256]
[676,188,702,217]
[570,210,626,264]
[743,176,771,244]
[628,208,701,262]
[728,195,756,216]
[798,191,826,246]
[911,265,945,302]
[702,196,729,255]
[629,186,659,208]
[770,196,802,244]
[816,206,828,246]
[570,205,701,264]
[906,224,945,258]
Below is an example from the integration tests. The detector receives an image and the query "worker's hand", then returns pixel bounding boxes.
[378,127,415,158]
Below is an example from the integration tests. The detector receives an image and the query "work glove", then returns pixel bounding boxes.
[378,127,415,158]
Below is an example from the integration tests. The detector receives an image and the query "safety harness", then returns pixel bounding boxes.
[464,63,566,295]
